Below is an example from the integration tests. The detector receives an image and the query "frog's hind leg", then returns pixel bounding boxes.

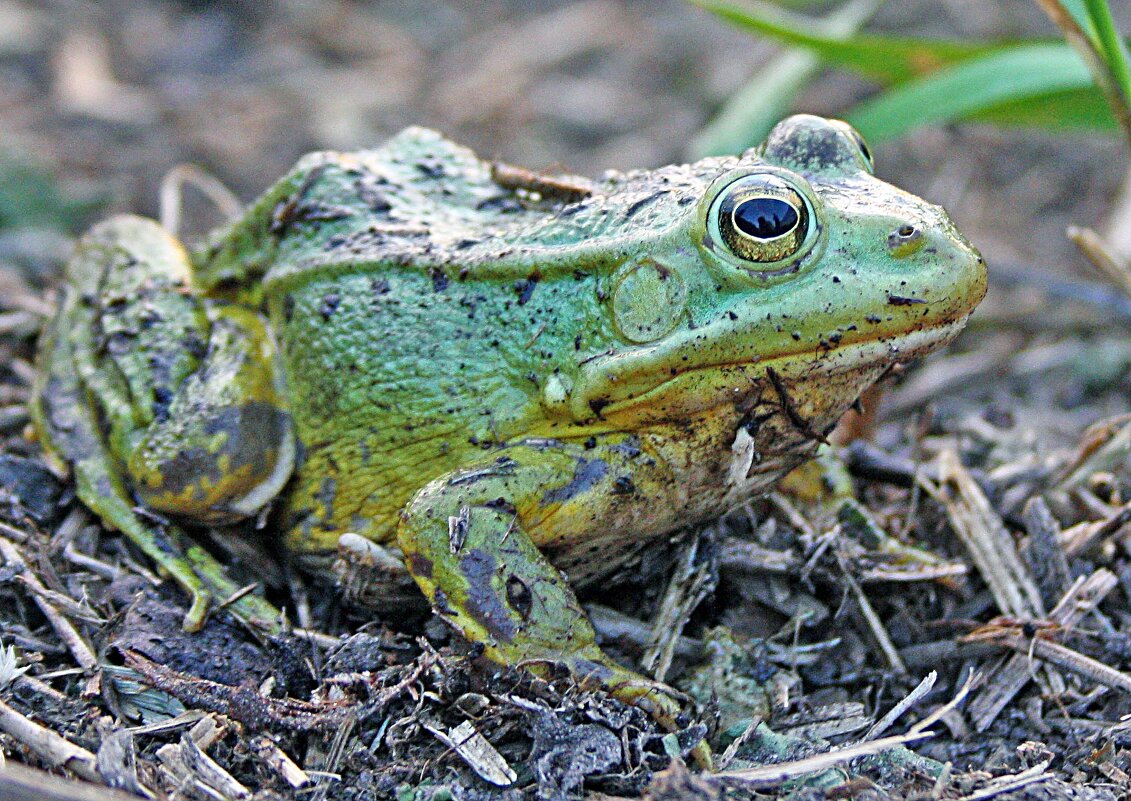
[32,216,292,630]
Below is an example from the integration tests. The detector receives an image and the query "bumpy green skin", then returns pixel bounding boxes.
[32,116,985,734]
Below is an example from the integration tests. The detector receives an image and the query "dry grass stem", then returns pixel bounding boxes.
[0,536,97,675]
[0,698,100,782]
[709,730,933,789]
[929,450,1044,618]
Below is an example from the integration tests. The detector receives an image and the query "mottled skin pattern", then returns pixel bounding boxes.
[32,116,986,738]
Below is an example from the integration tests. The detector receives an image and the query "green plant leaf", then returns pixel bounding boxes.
[1082,0,1131,105]
[969,88,1118,132]
[689,0,884,157]
[845,43,1111,140]
[1061,0,1099,41]
[691,0,1004,84]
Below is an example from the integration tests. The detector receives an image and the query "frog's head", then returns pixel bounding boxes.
[550,115,986,439]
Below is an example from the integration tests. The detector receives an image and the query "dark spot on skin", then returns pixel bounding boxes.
[505,575,534,620]
[610,437,641,458]
[865,314,882,324]
[514,272,540,305]
[319,293,341,320]
[477,195,524,214]
[354,175,393,213]
[371,278,390,295]
[624,190,667,218]
[791,332,801,341]
[315,475,337,529]
[828,332,842,345]
[740,410,774,438]
[459,549,517,643]
[584,437,596,450]
[574,334,582,350]
[763,121,859,171]
[415,159,446,179]
[613,476,635,495]
[149,402,293,503]
[588,398,610,419]
[541,458,608,505]
[433,586,453,615]
[727,311,738,321]
[456,238,480,249]
[152,386,173,423]
[888,295,927,306]
[270,164,328,237]
[430,267,449,292]
[104,331,133,356]
[484,497,517,515]
[408,552,433,580]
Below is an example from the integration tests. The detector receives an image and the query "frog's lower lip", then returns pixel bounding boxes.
[569,315,971,421]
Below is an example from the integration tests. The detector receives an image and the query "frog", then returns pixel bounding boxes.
[31,115,985,738]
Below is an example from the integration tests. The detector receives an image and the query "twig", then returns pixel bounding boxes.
[708,730,934,789]
[249,736,310,790]
[929,450,1044,619]
[861,671,937,741]
[1059,499,1131,557]
[178,734,250,800]
[965,569,1116,730]
[835,542,906,675]
[642,527,717,682]
[990,634,1131,695]
[958,760,1052,801]
[0,536,98,676]
[0,761,138,801]
[0,698,100,782]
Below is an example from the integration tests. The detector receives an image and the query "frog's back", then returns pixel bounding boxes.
[194,127,728,294]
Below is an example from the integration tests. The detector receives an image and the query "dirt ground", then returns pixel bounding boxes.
[3,1,1131,799]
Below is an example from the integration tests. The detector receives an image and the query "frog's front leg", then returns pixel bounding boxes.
[32,215,293,630]
[397,439,695,733]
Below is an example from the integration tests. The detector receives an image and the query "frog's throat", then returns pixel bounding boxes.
[564,315,970,422]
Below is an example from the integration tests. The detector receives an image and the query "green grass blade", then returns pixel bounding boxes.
[691,0,1004,83]
[690,0,883,157]
[689,50,823,157]
[970,87,1118,131]
[1060,0,1100,41]
[1082,0,1131,105]
[845,43,1106,140]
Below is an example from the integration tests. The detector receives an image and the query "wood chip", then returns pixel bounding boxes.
[422,719,516,787]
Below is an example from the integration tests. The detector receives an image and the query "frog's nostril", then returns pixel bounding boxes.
[887,223,924,257]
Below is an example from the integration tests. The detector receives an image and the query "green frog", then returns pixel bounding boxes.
[32,115,985,736]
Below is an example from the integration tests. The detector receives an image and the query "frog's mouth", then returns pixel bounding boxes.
[563,314,971,428]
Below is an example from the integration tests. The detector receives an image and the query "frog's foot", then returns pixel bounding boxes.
[396,443,706,747]
[31,216,293,631]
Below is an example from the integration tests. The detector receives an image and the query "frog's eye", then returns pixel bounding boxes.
[834,121,874,173]
[848,129,873,172]
[713,174,810,264]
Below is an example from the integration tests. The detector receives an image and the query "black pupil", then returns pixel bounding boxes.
[733,197,799,239]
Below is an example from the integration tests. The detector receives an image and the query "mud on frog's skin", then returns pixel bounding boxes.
[32,115,986,743]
